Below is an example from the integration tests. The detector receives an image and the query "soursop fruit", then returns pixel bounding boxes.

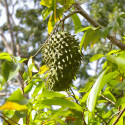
[42,31,81,91]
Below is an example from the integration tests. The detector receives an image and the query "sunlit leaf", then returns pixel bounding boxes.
[39,65,49,74]
[0,101,27,111]
[48,14,54,33]
[2,61,20,82]
[71,13,83,34]
[7,89,28,105]
[87,68,109,112]
[58,0,75,9]
[28,57,38,73]
[24,81,34,94]
[32,82,44,97]
[109,80,125,90]
[116,97,125,108]
[38,90,66,98]
[38,98,83,112]
[90,54,104,62]
[40,0,52,7]
[0,52,12,61]
[42,7,52,20]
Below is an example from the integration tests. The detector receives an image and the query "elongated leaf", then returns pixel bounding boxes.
[39,65,49,74]
[0,52,12,61]
[24,81,34,94]
[71,14,83,34]
[32,82,44,97]
[38,90,66,98]
[48,14,54,33]
[38,98,82,112]
[116,97,125,108]
[90,54,104,62]
[0,101,27,111]
[2,61,20,82]
[116,56,125,72]
[109,80,125,90]
[28,57,38,73]
[42,7,52,20]
[7,89,28,105]
[87,68,109,112]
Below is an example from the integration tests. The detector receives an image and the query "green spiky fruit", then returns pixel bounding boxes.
[42,31,81,91]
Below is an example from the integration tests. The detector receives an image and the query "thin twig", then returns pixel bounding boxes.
[95,112,107,124]
[0,114,11,125]
[70,88,79,104]
[19,70,24,95]
[32,10,81,58]
[3,114,20,125]
[100,94,115,105]
[112,107,125,125]
[105,111,121,125]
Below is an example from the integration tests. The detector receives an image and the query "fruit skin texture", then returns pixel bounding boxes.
[42,31,81,91]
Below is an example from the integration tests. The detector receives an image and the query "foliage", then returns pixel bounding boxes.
[0,0,125,124]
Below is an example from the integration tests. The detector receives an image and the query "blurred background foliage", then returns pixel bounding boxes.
[0,0,125,103]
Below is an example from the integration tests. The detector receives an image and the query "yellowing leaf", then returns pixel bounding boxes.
[40,0,52,8]
[39,65,49,74]
[48,15,54,33]
[0,101,27,111]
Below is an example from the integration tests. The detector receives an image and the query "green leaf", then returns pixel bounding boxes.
[87,68,109,112]
[106,55,117,64]
[58,0,75,9]
[38,90,66,98]
[115,56,125,72]
[2,61,20,82]
[40,0,52,7]
[80,28,102,50]
[28,57,38,73]
[71,13,83,34]
[42,7,52,20]
[32,82,44,97]
[38,98,83,112]
[109,80,125,90]
[0,52,12,61]
[99,70,119,91]
[90,54,104,62]
[115,97,125,108]
[24,81,34,94]
[7,89,28,105]
[117,17,125,28]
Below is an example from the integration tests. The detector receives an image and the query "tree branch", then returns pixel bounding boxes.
[0,28,12,53]
[95,112,107,124]
[112,107,125,125]
[74,2,125,50]
[0,93,11,96]
[100,94,115,105]
[4,0,16,55]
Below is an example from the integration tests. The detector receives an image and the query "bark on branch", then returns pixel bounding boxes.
[0,29,12,53]
[74,2,125,50]
[4,0,16,55]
